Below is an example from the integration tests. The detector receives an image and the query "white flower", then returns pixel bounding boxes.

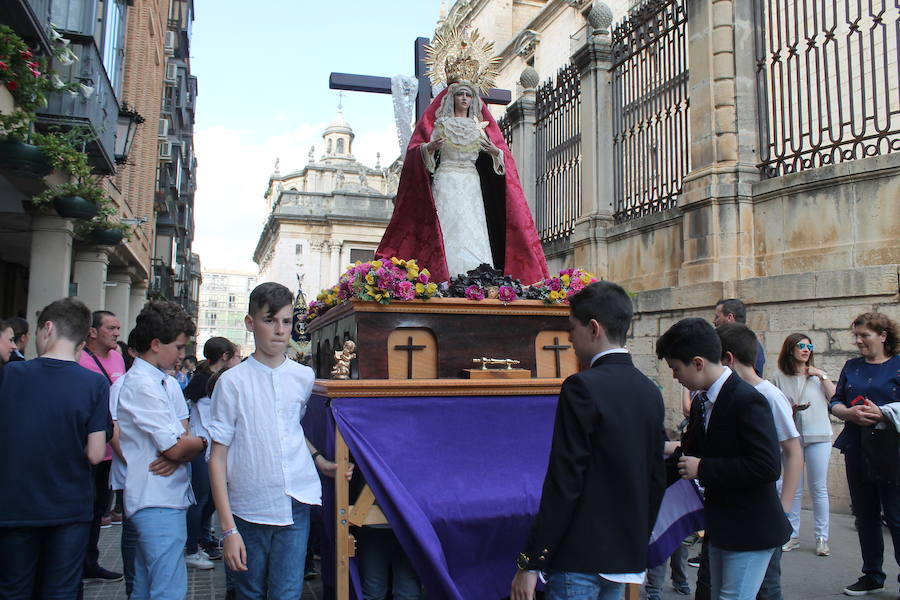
[79,83,94,98]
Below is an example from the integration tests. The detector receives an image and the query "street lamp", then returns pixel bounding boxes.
[115,103,145,165]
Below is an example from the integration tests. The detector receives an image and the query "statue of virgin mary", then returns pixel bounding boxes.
[376,25,548,284]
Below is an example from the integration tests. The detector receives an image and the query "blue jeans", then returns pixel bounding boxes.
[755,546,783,600]
[186,453,211,554]
[0,522,89,598]
[357,527,422,600]
[233,499,311,599]
[121,512,138,596]
[130,507,188,600]
[544,572,624,600]
[708,545,775,600]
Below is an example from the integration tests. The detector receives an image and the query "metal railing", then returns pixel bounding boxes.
[611,0,689,223]
[498,114,513,147]
[534,62,581,243]
[754,0,900,178]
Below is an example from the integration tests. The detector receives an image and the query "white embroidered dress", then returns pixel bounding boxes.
[422,115,505,278]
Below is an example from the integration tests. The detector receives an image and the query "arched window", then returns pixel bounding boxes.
[336,138,345,154]
[326,139,333,154]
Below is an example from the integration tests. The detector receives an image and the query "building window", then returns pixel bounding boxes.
[228,294,235,307]
[349,248,375,264]
[327,139,333,154]
[336,138,345,154]
[295,244,303,256]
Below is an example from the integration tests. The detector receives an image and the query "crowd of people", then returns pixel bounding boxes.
[0,282,898,600]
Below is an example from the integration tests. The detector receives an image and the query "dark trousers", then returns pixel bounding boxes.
[695,536,710,600]
[0,522,90,598]
[186,453,212,555]
[756,546,783,600]
[846,451,900,588]
[85,459,112,569]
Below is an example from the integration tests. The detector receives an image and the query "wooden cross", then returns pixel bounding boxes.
[329,37,512,120]
[394,335,426,379]
[542,336,571,379]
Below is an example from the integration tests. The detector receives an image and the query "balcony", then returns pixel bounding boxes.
[2,1,52,53]
[37,37,118,174]
[150,258,175,300]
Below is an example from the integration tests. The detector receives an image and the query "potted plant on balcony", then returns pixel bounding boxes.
[74,195,133,247]
[29,127,106,219]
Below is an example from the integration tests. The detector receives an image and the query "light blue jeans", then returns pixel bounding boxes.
[708,545,775,600]
[129,507,188,600]
[233,499,310,599]
[544,571,624,600]
[787,441,831,540]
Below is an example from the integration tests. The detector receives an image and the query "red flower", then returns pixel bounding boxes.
[30,69,40,78]
[0,61,8,71]
[19,49,33,59]
[5,80,17,92]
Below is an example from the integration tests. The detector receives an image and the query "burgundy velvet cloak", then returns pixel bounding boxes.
[376,88,549,284]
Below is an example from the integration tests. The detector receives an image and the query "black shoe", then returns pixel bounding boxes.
[200,540,223,560]
[82,565,124,583]
[687,554,701,568]
[843,576,884,596]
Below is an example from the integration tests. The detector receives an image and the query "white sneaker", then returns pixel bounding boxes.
[816,537,830,556]
[782,538,800,552]
[185,551,214,570]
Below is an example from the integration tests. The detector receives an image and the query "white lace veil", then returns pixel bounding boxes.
[436,81,483,120]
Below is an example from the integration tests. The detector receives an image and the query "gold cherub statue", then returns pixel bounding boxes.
[331,340,357,380]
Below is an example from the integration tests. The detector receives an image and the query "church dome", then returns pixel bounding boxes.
[324,110,354,138]
[323,109,355,158]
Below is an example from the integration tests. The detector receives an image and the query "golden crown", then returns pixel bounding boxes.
[425,20,500,94]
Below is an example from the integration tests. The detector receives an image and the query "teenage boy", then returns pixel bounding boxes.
[511,281,667,600]
[209,282,343,598]
[0,298,108,596]
[78,310,126,582]
[656,318,790,600]
[117,301,206,600]
[716,323,802,600]
[6,316,28,361]
[0,320,15,365]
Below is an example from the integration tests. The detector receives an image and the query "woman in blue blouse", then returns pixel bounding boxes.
[830,312,900,596]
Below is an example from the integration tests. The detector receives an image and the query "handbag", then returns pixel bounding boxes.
[860,423,900,484]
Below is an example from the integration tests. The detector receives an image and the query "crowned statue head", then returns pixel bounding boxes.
[426,19,501,117]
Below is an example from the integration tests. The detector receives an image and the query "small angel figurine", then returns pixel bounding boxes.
[331,340,356,380]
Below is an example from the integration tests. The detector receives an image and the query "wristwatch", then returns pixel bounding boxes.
[516,552,530,570]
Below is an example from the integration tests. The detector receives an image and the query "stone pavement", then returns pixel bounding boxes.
[83,524,323,600]
[83,509,900,600]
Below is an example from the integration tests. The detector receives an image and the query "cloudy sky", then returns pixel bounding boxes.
[190,0,443,271]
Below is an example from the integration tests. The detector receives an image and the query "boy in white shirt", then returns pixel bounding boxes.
[209,282,342,598]
[117,301,206,600]
[717,323,802,600]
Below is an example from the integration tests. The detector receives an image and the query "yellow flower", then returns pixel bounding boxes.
[549,290,560,301]
[365,274,375,285]
[415,282,425,294]
[421,268,430,277]
[425,283,437,295]
[391,257,401,265]
[581,273,592,284]
[560,274,571,286]
[407,269,419,281]
[371,260,383,268]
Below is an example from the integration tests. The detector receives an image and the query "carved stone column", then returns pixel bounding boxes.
[25,216,75,357]
[72,247,111,312]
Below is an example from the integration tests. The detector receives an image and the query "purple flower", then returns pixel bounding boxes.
[396,280,415,300]
[498,285,517,303]
[464,285,485,301]
[548,278,562,292]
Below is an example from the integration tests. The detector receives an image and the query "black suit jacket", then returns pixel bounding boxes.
[521,352,666,573]
[682,372,791,551]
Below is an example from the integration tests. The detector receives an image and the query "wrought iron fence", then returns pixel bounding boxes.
[611,0,689,223]
[498,114,513,147]
[534,62,581,243]
[754,0,900,177]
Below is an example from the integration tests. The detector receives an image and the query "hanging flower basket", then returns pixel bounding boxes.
[53,195,98,220]
[89,228,124,246]
[0,138,52,177]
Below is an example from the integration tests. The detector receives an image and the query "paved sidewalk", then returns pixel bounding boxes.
[83,524,323,600]
[84,509,900,600]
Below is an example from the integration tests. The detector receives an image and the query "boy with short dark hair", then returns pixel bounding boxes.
[0,298,109,596]
[117,301,206,600]
[656,318,790,600]
[209,282,342,598]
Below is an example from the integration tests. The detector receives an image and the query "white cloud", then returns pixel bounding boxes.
[192,121,398,273]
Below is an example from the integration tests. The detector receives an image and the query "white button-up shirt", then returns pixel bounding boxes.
[117,358,195,516]
[208,355,320,526]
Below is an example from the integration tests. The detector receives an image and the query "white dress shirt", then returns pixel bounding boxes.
[702,366,732,430]
[208,355,321,526]
[117,358,195,516]
[110,373,189,491]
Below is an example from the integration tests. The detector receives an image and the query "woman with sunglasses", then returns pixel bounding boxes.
[829,312,900,596]
[772,334,835,556]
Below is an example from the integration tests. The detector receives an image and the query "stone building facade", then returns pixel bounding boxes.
[254,111,395,296]
[197,269,257,356]
[448,0,900,512]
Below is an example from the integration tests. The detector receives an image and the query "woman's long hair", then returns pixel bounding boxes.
[195,336,236,373]
[777,333,815,376]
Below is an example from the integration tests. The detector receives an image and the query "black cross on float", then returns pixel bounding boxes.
[329,37,512,121]
[543,336,571,378]
[394,336,426,380]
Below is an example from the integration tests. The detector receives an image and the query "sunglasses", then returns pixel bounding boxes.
[796,342,814,351]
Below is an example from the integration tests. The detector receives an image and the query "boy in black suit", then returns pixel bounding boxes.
[511,281,666,600]
[656,318,790,600]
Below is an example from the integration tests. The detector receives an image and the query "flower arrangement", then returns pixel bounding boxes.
[448,263,524,304]
[301,258,440,325]
[524,268,599,303]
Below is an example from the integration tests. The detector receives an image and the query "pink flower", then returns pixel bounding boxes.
[498,285,517,303]
[417,272,429,284]
[464,285,485,301]
[569,278,585,292]
[5,80,16,92]
[396,280,415,300]
[548,278,561,292]
[19,50,33,59]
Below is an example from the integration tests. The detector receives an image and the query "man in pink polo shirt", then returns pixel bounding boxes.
[78,310,126,583]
